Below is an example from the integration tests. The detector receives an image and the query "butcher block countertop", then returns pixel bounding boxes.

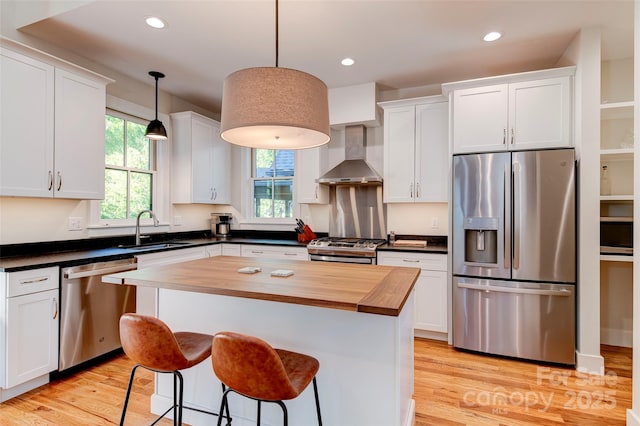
[104,255,420,317]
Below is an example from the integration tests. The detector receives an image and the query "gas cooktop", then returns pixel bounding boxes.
[307,237,387,256]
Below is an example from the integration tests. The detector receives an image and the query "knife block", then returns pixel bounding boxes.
[297,225,317,243]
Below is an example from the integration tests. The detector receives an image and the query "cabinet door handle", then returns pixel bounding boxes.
[251,250,263,254]
[284,253,297,256]
[48,171,53,191]
[409,183,413,198]
[510,128,514,145]
[52,297,58,320]
[416,182,420,199]
[503,128,506,145]
[402,259,420,263]
[210,188,214,200]
[314,186,318,199]
[56,171,62,191]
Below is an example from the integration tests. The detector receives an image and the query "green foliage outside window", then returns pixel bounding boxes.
[102,114,154,220]
[253,149,294,218]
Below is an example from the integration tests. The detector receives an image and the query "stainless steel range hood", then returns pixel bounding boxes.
[316,125,382,185]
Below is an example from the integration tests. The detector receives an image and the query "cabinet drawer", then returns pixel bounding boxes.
[6,267,59,297]
[378,252,446,271]
[241,244,308,260]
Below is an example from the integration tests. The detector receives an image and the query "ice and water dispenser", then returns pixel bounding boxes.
[463,217,498,265]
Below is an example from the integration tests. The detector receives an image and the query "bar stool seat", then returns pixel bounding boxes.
[212,331,322,426]
[119,313,221,426]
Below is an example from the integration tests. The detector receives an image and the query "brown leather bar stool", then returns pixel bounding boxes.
[119,313,228,426]
[211,331,322,426]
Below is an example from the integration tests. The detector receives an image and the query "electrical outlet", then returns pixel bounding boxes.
[173,215,183,226]
[431,217,439,229]
[68,217,83,231]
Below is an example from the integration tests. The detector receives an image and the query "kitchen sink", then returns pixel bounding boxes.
[119,241,193,251]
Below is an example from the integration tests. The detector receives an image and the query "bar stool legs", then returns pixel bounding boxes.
[216,384,321,426]
[119,365,184,426]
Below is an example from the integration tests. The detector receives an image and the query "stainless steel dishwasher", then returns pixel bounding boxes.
[59,258,137,371]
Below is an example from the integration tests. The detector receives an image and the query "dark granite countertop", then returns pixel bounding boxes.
[0,231,314,272]
[377,235,448,254]
[0,231,447,272]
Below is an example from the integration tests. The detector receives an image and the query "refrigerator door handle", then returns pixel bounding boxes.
[512,162,520,270]
[457,282,572,297]
[504,163,511,270]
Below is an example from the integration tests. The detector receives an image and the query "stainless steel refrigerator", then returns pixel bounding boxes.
[452,148,576,364]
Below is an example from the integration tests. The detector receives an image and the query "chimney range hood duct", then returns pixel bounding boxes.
[316,125,382,185]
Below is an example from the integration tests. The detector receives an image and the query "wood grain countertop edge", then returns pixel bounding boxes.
[357,267,420,316]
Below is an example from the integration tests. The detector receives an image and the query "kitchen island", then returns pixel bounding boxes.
[105,255,419,426]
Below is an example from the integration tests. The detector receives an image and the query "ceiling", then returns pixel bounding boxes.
[14,0,635,114]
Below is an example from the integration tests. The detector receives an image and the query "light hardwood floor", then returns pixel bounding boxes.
[0,338,632,425]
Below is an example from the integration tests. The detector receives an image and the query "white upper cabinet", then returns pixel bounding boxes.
[295,145,329,204]
[380,96,449,203]
[54,69,107,199]
[0,44,110,199]
[171,111,231,204]
[451,84,508,153]
[444,67,574,154]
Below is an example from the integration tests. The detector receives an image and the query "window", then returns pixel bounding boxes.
[252,149,294,218]
[102,110,156,220]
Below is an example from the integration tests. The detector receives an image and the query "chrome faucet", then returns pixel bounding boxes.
[135,210,159,245]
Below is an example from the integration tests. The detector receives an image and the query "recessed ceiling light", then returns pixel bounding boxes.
[146,16,166,29]
[341,57,355,66]
[483,31,502,42]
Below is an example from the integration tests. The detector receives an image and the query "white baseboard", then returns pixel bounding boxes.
[575,350,605,375]
[600,327,633,348]
[628,408,640,426]
[414,329,447,341]
[0,374,49,402]
[404,399,416,426]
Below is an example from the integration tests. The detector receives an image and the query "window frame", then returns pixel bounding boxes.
[234,148,298,228]
[250,148,295,220]
[88,96,170,236]
[102,108,157,222]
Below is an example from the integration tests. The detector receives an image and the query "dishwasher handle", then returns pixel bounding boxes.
[64,261,137,279]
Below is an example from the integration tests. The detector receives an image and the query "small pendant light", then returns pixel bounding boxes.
[220,0,330,149]
[145,71,168,140]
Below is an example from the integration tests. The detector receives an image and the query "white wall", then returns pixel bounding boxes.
[628,2,640,424]
[558,27,604,373]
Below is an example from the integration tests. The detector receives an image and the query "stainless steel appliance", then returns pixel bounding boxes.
[600,219,633,255]
[59,258,137,371]
[452,148,576,364]
[308,237,387,264]
[211,213,232,238]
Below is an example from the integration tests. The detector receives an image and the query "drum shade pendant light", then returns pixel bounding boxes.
[220,0,330,149]
[145,71,168,140]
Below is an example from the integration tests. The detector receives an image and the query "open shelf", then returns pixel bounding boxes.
[600,216,633,222]
[600,148,634,159]
[600,195,634,201]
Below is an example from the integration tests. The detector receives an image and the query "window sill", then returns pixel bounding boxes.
[235,220,296,232]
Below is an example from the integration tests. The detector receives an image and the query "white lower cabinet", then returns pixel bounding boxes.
[378,251,447,338]
[241,244,308,260]
[221,243,241,256]
[1,267,59,401]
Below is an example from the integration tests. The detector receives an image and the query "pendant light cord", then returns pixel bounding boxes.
[154,75,159,120]
[275,0,279,68]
